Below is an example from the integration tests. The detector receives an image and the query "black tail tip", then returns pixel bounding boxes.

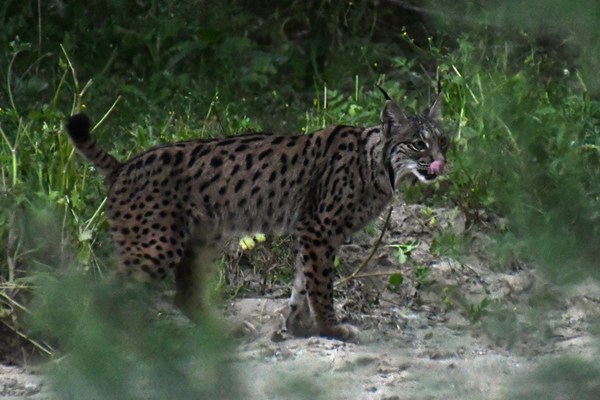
[66,113,91,142]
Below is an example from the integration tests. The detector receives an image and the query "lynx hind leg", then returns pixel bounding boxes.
[174,242,220,322]
[111,230,185,284]
[108,205,190,283]
[106,228,187,322]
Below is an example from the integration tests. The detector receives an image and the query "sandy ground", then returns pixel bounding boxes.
[2,203,599,399]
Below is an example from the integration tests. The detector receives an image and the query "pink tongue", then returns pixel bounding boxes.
[429,160,444,175]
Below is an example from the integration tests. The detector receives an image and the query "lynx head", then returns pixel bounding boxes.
[380,90,449,188]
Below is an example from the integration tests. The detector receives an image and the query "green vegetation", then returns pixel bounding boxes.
[30,273,240,399]
[0,0,598,397]
[387,240,420,265]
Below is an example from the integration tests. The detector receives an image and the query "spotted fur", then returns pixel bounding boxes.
[66,92,449,341]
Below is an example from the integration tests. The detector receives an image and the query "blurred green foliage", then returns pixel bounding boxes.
[30,272,242,399]
[432,0,600,280]
[508,357,600,399]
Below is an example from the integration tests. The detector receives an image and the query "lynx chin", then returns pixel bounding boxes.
[66,89,449,342]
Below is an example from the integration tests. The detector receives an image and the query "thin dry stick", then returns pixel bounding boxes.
[348,271,405,280]
[336,205,394,286]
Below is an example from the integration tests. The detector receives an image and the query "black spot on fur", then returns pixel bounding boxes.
[160,152,172,164]
[210,157,223,167]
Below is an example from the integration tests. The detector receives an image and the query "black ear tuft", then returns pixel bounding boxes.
[67,113,91,143]
[376,84,393,101]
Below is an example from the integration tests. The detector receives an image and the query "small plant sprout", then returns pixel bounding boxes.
[415,265,432,286]
[333,256,342,269]
[388,273,404,288]
[467,297,491,322]
[387,240,420,265]
[442,287,453,310]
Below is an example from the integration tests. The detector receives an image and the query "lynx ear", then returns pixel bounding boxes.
[427,91,443,121]
[381,100,408,133]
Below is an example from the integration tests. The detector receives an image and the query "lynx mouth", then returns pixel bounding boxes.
[395,166,435,186]
[417,169,438,181]
[416,160,444,182]
[395,160,444,187]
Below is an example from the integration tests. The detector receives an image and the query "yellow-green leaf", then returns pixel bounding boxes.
[239,236,255,251]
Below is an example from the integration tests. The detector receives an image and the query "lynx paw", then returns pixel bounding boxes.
[319,323,360,343]
[286,304,318,337]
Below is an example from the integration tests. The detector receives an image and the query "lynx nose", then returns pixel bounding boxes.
[429,160,445,175]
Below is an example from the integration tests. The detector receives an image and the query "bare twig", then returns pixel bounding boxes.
[345,270,404,280]
[336,206,394,286]
[379,0,438,16]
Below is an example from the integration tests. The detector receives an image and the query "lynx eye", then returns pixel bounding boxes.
[412,140,427,151]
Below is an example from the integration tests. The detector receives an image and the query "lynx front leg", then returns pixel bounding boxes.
[290,224,359,342]
[286,251,318,337]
